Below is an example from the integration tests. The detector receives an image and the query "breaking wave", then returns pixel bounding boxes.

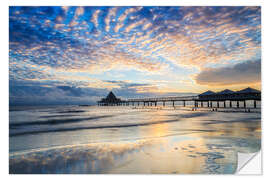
[10,119,182,136]
[10,115,114,127]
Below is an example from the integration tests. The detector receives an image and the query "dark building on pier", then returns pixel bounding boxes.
[97,91,123,106]
[198,87,261,101]
[197,87,261,108]
[198,90,216,100]
[235,87,261,100]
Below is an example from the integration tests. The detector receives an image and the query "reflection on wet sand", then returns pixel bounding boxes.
[9,107,261,174]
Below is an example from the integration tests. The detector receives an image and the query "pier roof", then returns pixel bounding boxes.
[98,91,122,103]
[199,90,216,96]
[217,89,235,94]
[106,91,118,100]
[236,87,261,94]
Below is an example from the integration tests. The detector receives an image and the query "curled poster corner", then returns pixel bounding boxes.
[236,150,262,175]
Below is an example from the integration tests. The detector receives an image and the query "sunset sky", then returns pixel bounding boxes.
[9,6,261,105]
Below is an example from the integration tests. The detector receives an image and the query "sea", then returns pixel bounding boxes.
[9,104,261,174]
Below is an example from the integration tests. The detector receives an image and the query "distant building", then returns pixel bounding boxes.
[97,91,123,106]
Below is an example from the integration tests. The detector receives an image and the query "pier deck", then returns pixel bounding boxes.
[97,87,261,109]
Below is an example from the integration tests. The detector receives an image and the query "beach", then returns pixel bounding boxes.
[9,105,261,174]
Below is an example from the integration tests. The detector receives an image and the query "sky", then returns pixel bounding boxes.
[9,6,261,105]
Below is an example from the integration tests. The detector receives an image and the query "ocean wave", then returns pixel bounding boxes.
[54,110,86,114]
[9,119,181,136]
[167,112,211,119]
[39,114,78,118]
[9,115,114,127]
[202,117,261,125]
[9,118,218,137]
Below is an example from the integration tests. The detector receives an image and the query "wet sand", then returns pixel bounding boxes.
[9,106,261,174]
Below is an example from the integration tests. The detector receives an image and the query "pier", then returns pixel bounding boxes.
[97,87,261,109]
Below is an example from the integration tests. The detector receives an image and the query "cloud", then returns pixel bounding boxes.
[9,6,261,73]
[91,9,101,29]
[102,80,155,92]
[9,80,109,105]
[104,7,118,32]
[124,18,146,33]
[194,60,261,86]
[114,7,141,32]
[9,77,196,105]
[9,7,261,105]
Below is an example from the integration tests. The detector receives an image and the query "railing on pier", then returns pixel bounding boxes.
[198,95,261,101]
[127,95,198,102]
